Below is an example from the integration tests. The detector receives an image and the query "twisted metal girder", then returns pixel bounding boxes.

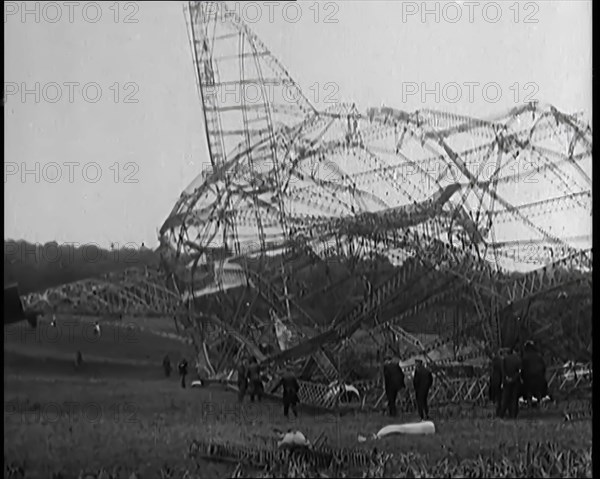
[154,1,592,384]
[18,2,591,394]
[21,267,183,317]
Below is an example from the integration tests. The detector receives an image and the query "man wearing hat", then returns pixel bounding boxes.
[272,364,300,419]
[236,357,249,403]
[520,340,548,409]
[382,353,406,417]
[490,347,511,417]
[246,357,264,402]
[499,347,523,419]
[413,359,433,421]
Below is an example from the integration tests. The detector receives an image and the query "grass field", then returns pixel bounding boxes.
[4,316,592,477]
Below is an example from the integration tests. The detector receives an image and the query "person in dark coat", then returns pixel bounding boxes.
[520,340,548,408]
[413,359,433,421]
[383,354,405,417]
[499,348,522,418]
[362,275,373,302]
[273,367,300,418]
[163,354,172,377]
[178,358,188,389]
[246,357,263,402]
[490,348,510,417]
[75,350,83,369]
[237,357,249,403]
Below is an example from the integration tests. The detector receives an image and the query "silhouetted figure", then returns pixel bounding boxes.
[499,349,522,419]
[178,358,188,388]
[520,340,548,408]
[246,357,263,402]
[237,357,249,402]
[163,355,172,377]
[383,355,406,417]
[93,320,101,337]
[362,275,372,302]
[75,350,83,369]
[490,348,510,417]
[273,368,300,418]
[413,359,433,421]
[50,314,57,328]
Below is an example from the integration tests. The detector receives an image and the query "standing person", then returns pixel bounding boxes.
[520,340,548,408]
[490,348,509,418]
[246,357,263,402]
[383,354,406,417]
[93,320,101,337]
[273,366,300,419]
[362,275,372,302]
[237,357,249,403]
[178,357,188,389]
[499,348,522,419]
[75,350,83,369]
[163,354,172,378]
[413,359,433,421]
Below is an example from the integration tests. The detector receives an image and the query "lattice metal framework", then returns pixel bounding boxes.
[23,1,592,400]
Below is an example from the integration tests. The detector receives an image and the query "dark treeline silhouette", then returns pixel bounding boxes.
[4,239,160,295]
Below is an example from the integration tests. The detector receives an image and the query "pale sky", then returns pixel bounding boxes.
[4,1,592,248]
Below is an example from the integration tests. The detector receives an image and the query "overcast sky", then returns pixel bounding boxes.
[4,0,592,249]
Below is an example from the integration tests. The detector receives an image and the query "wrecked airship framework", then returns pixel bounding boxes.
[24,1,592,412]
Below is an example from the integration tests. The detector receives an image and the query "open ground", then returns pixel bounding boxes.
[4,316,592,477]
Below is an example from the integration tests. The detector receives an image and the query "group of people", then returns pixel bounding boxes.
[490,340,548,419]
[162,354,189,388]
[382,340,549,422]
[237,358,301,419]
[163,349,432,421]
[383,355,433,420]
[161,342,545,423]
[236,357,265,402]
[233,353,433,422]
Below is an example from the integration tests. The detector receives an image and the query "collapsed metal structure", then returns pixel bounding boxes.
[23,1,592,409]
